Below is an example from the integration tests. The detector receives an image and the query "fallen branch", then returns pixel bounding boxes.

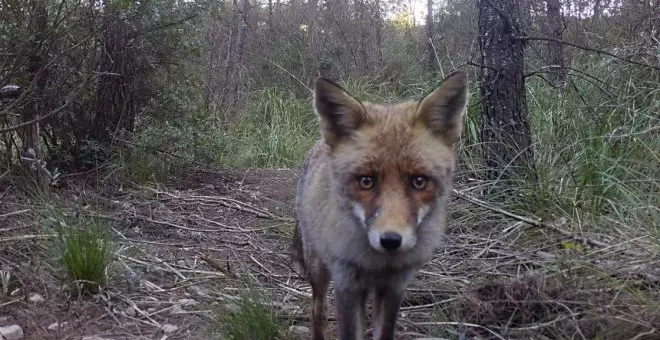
[413,321,506,340]
[195,251,238,279]
[113,138,212,168]
[0,209,30,219]
[134,215,221,233]
[0,234,55,242]
[451,188,610,248]
[151,189,292,222]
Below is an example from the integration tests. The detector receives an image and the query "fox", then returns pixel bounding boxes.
[292,70,468,340]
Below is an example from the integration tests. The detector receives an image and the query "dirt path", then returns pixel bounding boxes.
[2,169,302,339]
[1,168,658,339]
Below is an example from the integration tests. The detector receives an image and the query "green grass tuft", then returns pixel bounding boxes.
[120,148,179,184]
[42,205,113,294]
[523,58,660,235]
[215,290,289,340]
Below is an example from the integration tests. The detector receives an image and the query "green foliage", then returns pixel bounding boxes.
[42,205,113,294]
[119,147,179,184]
[134,88,317,168]
[523,57,659,233]
[338,76,393,103]
[379,25,427,87]
[209,89,316,168]
[215,290,288,340]
[130,54,657,240]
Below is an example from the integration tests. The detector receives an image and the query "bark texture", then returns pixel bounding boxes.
[477,0,536,180]
[21,1,48,171]
[546,0,566,87]
[94,2,133,145]
[426,0,435,70]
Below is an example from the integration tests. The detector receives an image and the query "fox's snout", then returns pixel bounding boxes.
[355,202,429,253]
[368,228,417,252]
[379,232,403,250]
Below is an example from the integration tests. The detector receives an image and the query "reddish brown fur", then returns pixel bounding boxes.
[294,71,468,340]
[333,102,454,238]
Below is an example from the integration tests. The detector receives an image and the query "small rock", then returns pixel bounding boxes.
[28,293,44,304]
[125,306,136,317]
[276,303,302,314]
[47,322,68,331]
[191,286,209,297]
[161,324,178,334]
[288,325,310,340]
[124,269,140,292]
[0,325,24,340]
[170,304,184,314]
[146,307,156,313]
[177,298,197,307]
[82,336,113,340]
[224,303,240,313]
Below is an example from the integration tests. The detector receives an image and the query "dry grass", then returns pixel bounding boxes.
[0,167,658,339]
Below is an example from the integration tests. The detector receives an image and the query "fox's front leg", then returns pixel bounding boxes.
[305,255,331,340]
[310,271,330,340]
[334,287,369,340]
[371,286,405,340]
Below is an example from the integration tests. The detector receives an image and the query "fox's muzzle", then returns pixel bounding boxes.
[366,222,418,253]
[354,202,429,253]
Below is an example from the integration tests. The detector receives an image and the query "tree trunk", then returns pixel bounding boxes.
[546,0,565,87]
[477,0,536,181]
[374,0,383,67]
[94,2,132,146]
[268,0,274,35]
[356,0,370,74]
[220,0,250,115]
[426,0,435,70]
[593,0,602,19]
[306,0,321,75]
[21,0,48,180]
[203,2,222,117]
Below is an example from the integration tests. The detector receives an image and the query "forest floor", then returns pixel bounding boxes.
[1,168,658,340]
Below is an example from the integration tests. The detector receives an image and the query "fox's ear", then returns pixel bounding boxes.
[415,70,468,144]
[314,77,367,147]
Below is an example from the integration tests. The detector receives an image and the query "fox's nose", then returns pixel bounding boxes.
[380,232,402,251]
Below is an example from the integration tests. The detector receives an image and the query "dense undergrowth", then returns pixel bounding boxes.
[68,53,653,338]
[125,56,659,236]
[4,52,656,340]
[2,1,658,338]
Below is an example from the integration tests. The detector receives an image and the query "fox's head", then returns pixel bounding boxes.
[314,71,468,253]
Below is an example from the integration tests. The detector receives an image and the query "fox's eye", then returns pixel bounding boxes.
[357,175,375,190]
[411,175,429,190]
